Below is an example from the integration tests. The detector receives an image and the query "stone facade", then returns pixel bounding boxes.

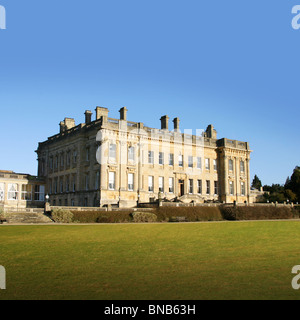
[0,170,45,210]
[36,107,252,208]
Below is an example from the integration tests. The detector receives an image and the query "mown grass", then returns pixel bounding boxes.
[1,221,300,300]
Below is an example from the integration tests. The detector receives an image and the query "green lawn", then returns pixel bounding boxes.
[0,221,300,300]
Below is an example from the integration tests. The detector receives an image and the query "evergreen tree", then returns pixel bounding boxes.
[252,175,262,190]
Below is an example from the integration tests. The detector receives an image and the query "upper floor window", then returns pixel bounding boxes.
[128,146,135,161]
[178,155,183,167]
[159,152,164,165]
[109,144,116,161]
[240,160,245,173]
[188,156,193,168]
[148,151,154,164]
[197,157,202,169]
[205,158,210,171]
[229,159,234,172]
[213,159,218,171]
[169,153,174,166]
[86,147,90,162]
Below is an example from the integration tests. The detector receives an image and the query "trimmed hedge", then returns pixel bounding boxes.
[132,212,157,223]
[220,205,296,221]
[51,208,74,223]
[154,207,223,222]
[71,210,132,223]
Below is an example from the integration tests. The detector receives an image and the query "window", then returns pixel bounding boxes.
[197,180,202,194]
[241,182,246,196]
[66,152,71,166]
[86,147,90,161]
[95,171,100,190]
[189,179,193,194]
[197,157,202,169]
[34,185,45,201]
[214,181,218,195]
[60,153,64,167]
[169,178,174,193]
[159,152,164,165]
[188,156,193,168]
[60,179,63,193]
[205,158,210,171]
[85,174,89,191]
[240,161,245,173]
[73,150,77,164]
[54,179,58,194]
[148,151,154,164]
[148,176,154,192]
[109,172,116,190]
[71,199,75,207]
[169,153,174,166]
[109,144,116,161]
[178,155,183,167]
[8,184,18,200]
[213,159,218,171]
[66,178,70,192]
[229,181,234,195]
[55,156,58,169]
[128,146,135,161]
[72,176,76,192]
[49,157,53,170]
[206,180,210,195]
[159,177,164,192]
[49,180,52,194]
[0,183,5,201]
[128,173,134,191]
[21,185,32,201]
[229,159,234,172]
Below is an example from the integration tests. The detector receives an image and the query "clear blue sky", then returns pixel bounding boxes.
[0,0,299,186]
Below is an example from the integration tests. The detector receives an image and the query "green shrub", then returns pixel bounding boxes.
[154,207,223,222]
[71,210,132,223]
[220,205,295,221]
[132,212,157,223]
[51,208,74,223]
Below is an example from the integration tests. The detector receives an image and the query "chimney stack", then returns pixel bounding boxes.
[160,115,169,130]
[173,117,180,131]
[60,118,75,133]
[119,107,128,121]
[85,110,92,124]
[95,106,109,123]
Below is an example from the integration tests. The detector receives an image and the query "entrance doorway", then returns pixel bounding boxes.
[178,179,185,197]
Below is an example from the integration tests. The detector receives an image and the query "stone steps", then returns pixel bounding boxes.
[4,212,53,224]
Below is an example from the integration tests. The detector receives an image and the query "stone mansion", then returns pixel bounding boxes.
[36,106,252,208]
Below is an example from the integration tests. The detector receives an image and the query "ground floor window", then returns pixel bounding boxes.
[109,172,116,190]
[169,177,174,193]
[8,184,18,200]
[34,185,45,201]
[189,179,193,194]
[241,182,246,196]
[0,183,5,201]
[21,185,32,201]
[197,180,202,194]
